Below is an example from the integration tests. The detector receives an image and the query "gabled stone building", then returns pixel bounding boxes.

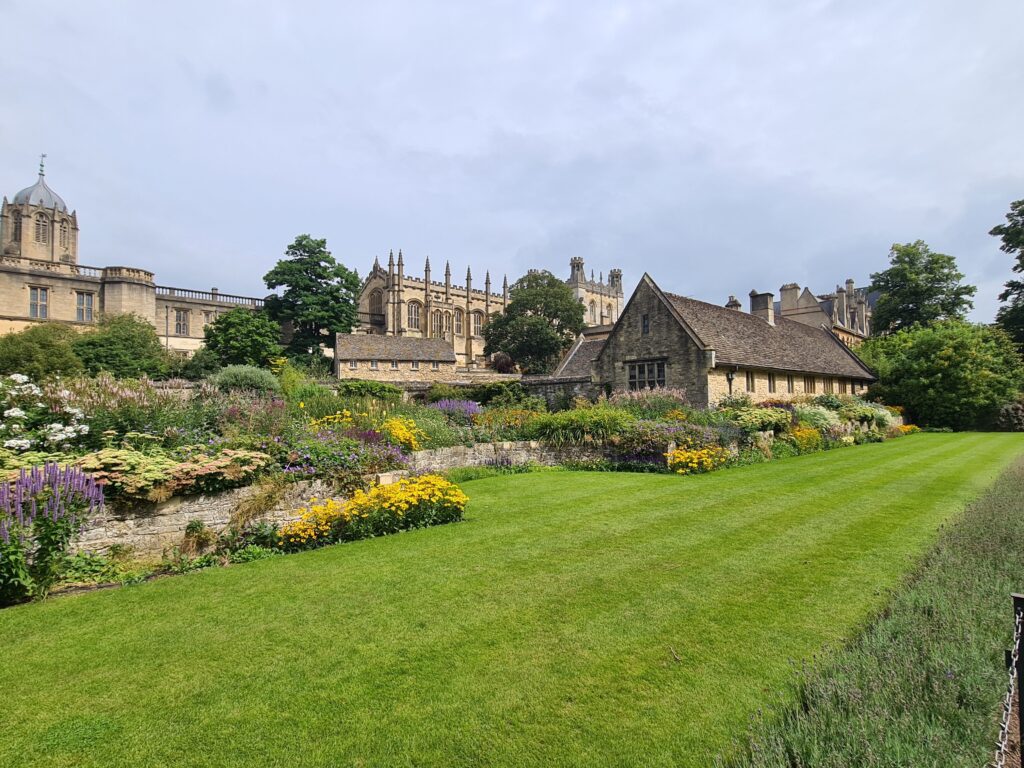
[575,274,875,407]
[335,335,458,382]
[775,278,877,346]
[0,160,264,355]
[354,254,624,367]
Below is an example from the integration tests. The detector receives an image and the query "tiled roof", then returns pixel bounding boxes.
[335,334,457,362]
[663,291,875,380]
[554,337,605,378]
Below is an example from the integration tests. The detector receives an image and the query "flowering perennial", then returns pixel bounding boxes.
[380,416,427,452]
[278,475,468,550]
[666,445,730,475]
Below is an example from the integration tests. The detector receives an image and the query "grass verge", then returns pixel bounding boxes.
[718,452,1024,767]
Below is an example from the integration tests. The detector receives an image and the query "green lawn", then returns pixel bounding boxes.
[1,434,1022,768]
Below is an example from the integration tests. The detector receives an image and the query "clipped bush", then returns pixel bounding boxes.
[729,407,792,434]
[335,379,403,401]
[213,365,282,395]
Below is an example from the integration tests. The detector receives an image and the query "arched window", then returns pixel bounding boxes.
[431,310,443,338]
[34,215,49,244]
[369,289,383,316]
[454,308,464,336]
[11,211,21,241]
[407,301,421,330]
[444,312,452,335]
[59,220,70,249]
[472,311,484,337]
[589,301,596,323]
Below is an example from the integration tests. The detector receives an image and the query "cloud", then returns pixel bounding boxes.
[1,0,1021,320]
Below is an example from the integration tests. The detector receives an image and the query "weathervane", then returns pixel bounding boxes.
[38,153,46,176]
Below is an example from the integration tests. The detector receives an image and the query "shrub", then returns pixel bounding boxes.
[202,307,283,367]
[793,404,841,430]
[0,374,91,453]
[335,379,403,401]
[728,407,792,434]
[0,323,83,381]
[278,475,467,550]
[228,544,281,563]
[472,408,541,441]
[812,393,844,411]
[213,365,282,395]
[426,383,462,403]
[72,314,171,379]
[526,408,636,446]
[790,425,824,453]
[0,464,104,605]
[608,388,689,419]
[666,445,729,475]
[430,399,482,425]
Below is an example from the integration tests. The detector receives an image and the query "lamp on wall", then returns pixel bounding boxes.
[725,370,735,396]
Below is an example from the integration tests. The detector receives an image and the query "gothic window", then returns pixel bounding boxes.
[29,287,48,319]
[34,215,49,244]
[59,220,70,249]
[174,309,190,336]
[408,301,421,330]
[454,309,463,335]
[589,301,596,323]
[76,292,94,322]
[472,311,483,337]
[431,310,443,338]
[444,312,452,335]
[369,289,384,316]
[10,211,21,241]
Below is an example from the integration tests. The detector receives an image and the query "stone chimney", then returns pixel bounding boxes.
[779,283,799,315]
[725,295,742,310]
[749,290,775,325]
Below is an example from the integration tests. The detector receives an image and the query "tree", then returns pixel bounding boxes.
[0,323,83,381]
[858,320,1022,429]
[202,307,282,367]
[71,314,170,378]
[263,235,361,357]
[991,199,1024,346]
[869,241,976,334]
[483,270,585,373]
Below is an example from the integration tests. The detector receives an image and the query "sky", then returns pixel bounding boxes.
[2,0,1022,321]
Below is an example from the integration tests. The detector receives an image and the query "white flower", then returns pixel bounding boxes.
[3,407,26,420]
[64,407,84,419]
[77,424,90,434]
[7,374,29,384]
[3,438,33,451]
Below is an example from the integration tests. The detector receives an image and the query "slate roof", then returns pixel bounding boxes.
[553,337,605,378]
[335,334,457,362]
[662,291,875,380]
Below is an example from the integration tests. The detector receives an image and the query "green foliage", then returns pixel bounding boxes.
[859,320,1024,429]
[334,379,403,401]
[608,388,689,419]
[263,235,361,356]
[992,200,1024,346]
[178,347,222,380]
[228,544,281,564]
[727,407,792,434]
[525,407,636,445]
[811,393,843,411]
[869,240,976,334]
[72,314,170,379]
[0,323,83,380]
[793,403,841,430]
[483,270,585,373]
[212,365,282,396]
[202,308,282,367]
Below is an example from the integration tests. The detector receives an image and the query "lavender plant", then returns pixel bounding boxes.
[0,463,104,605]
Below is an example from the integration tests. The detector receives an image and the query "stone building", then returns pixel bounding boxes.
[775,278,876,346]
[335,335,458,382]
[353,253,624,367]
[561,274,875,407]
[0,160,264,355]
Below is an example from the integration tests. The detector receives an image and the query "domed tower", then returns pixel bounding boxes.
[1,155,79,263]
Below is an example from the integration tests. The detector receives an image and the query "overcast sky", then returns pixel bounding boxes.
[2,1,1021,320]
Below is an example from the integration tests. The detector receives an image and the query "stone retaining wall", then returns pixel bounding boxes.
[75,442,604,556]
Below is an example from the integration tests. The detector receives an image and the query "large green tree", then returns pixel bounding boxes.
[483,270,585,373]
[0,323,83,381]
[858,320,1022,429]
[869,241,976,334]
[202,307,282,367]
[991,199,1024,346]
[263,235,361,357]
[71,314,170,378]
